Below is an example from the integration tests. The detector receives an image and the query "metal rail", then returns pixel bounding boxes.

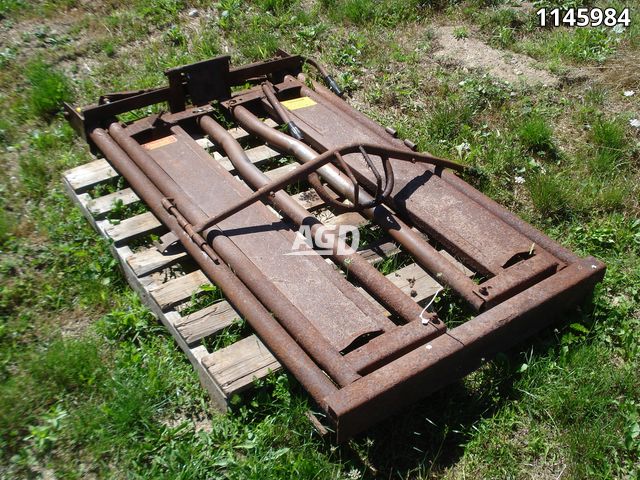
[107,122,361,387]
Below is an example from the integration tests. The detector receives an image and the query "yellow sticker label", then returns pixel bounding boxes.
[143,135,177,150]
[280,96,317,111]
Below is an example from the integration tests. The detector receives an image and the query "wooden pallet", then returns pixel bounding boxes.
[63,124,471,411]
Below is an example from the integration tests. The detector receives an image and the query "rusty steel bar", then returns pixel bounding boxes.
[89,127,338,403]
[344,317,447,374]
[192,145,338,233]
[198,114,434,327]
[262,81,304,140]
[231,105,485,311]
[107,122,361,387]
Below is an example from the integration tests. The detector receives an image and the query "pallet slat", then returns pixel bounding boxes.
[87,187,139,218]
[127,246,188,277]
[202,336,280,395]
[262,162,298,181]
[325,211,368,227]
[358,241,400,264]
[217,144,280,172]
[175,300,240,345]
[102,211,164,245]
[149,270,211,310]
[64,159,119,192]
[290,189,324,211]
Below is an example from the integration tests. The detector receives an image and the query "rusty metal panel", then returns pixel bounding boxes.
[142,126,389,352]
[282,93,551,275]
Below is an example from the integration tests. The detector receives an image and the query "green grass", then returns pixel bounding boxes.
[517,115,556,156]
[0,0,639,478]
[320,0,425,26]
[25,59,72,118]
[589,118,629,175]
[522,26,617,64]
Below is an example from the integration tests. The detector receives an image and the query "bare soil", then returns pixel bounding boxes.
[433,26,559,87]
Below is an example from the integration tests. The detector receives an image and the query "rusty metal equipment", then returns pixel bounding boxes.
[65,52,605,442]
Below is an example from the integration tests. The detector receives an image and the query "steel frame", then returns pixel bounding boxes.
[65,52,605,442]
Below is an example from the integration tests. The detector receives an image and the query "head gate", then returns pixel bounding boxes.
[65,52,605,442]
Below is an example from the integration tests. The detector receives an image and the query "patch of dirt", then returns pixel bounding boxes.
[433,26,559,87]
[590,46,640,117]
[0,11,85,58]
[58,308,99,337]
[161,412,213,433]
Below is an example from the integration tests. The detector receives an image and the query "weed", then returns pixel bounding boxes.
[517,115,556,155]
[588,118,629,175]
[100,39,117,57]
[428,101,474,142]
[235,17,279,60]
[568,215,639,256]
[96,293,161,343]
[0,209,14,245]
[523,26,616,63]
[493,25,515,47]
[480,7,521,30]
[256,0,296,15]
[25,60,72,119]
[24,404,67,453]
[533,0,585,9]
[584,85,606,105]
[322,0,422,26]
[203,317,247,351]
[339,0,378,24]
[528,173,572,218]
[217,0,242,30]
[135,0,184,26]
[0,0,24,18]
[192,26,222,58]
[165,25,186,46]
[453,26,469,39]
[18,153,51,199]
[181,284,223,317]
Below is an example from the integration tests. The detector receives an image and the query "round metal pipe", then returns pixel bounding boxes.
[89,127,338,403]
[232,105,484,310]
[198,114,431,325]
[107,123,360,387]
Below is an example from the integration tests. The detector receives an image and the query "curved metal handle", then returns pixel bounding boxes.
[306,145,396,213]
